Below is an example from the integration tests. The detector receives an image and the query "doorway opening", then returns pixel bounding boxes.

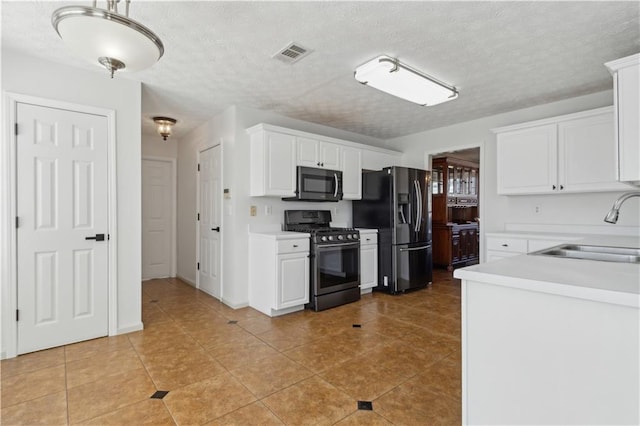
[429,147,480,271]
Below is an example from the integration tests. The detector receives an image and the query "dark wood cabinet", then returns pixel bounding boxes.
[431,157,479,270]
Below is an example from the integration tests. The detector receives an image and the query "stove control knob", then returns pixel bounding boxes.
[347,234,352,239]
[338,235,344,240]
[352,234,359,240]
[321,236,327,242]
[328,236,334,241]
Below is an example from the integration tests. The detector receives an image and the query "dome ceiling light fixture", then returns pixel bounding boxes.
[153,117,177,141]
[52,0,164,78]
[354,55,458,106]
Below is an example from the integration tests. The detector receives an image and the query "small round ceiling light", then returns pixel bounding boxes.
[52,1,164,78]
[153,117,177,141]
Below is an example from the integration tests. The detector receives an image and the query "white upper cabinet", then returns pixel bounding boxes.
[497,124,558,194]
[494,107,626,195]
[558,112,627,192]
[606,53,640,185]
[248,129,296,197]
[247,123,401,199]
[297,137,342,170]
[341,147,362,200]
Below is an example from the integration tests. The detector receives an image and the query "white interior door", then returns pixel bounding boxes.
[142,159,173,279]
[16,102,108,354]
[198,146,221,298]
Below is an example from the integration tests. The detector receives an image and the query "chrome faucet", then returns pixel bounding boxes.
[604,191,640,224]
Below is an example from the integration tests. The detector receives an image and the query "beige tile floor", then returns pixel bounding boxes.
[1,270,461,425]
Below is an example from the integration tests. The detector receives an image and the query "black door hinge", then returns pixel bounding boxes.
[16,309,19,321]
[197,164,200,172]
[197,262,200,270]
[14,123,18,135]
[15,216,19,228]
[197,213,200,221]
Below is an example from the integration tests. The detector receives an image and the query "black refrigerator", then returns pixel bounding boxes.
[352,166,432,293]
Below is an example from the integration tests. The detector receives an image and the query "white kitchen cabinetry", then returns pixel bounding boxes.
[358,229,378,293]
[495,107,627,195]
[341,147,362,200]
[249,232,310,317]
[297,137,342,170]
[606,53,640,185]
[486,234,564,262]
[248,129,296,197]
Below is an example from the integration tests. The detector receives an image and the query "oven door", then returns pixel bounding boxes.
[313,241,360,295]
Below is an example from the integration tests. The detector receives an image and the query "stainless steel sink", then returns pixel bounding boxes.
[531,244,640,264]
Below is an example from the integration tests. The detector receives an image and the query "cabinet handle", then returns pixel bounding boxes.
[501,244,508,247]
[366,238,371,241]
[317,162,320,166]
[560,185,564,190]
[293,244,298,248]
[321,162,324,167]
[552,185,556,190]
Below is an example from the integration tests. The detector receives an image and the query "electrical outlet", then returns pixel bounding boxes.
[250,205,257,216]
[534,206,541,214]
[265,205,272,215]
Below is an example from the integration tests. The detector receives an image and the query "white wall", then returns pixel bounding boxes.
[1,50,143,347]
[142,133,178,158]
[388,90,639,236]
[176,105,402,307]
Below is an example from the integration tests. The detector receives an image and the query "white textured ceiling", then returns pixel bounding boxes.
[2,1,639,142]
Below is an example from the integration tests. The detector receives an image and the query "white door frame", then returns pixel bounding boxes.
[142,156,177,278]
[424,141,486,263]
[1,92,118,359]
[195,142,223,299]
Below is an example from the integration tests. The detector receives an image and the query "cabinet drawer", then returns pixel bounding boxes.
[277,239,309,254]
[360,232,378,246]
[486,250,522,262]
[486,237,527,253]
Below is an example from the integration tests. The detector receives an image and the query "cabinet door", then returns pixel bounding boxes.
[341,147,362,200]
[558,112,628,192]
[497,125,558,194]
[320,142,342,170]
[360,244,378,290]
[451,234,461,263]
[297,137,320,167]
[617,63,640,183]
[277,253,309,309]
[467,228,479,259]
[264,131,296,196]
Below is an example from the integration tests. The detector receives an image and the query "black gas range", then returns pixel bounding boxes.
[284,210,361,311]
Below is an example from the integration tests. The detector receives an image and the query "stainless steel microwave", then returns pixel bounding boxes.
[283,166,343,202]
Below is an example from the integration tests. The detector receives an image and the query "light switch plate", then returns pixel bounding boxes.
[250,205,257,216]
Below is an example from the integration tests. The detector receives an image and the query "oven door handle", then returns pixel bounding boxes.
[399,245,430,252]
[317,242,360,249]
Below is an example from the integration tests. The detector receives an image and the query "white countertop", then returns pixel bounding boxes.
[455,234,640,307]
[248,230,309,239]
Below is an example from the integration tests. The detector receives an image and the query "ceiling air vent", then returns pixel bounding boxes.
[272,42,312,64]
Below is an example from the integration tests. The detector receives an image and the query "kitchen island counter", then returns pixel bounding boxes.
[455,233,639,425]
[456,234,640,307]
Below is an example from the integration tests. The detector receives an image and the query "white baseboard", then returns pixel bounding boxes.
[176,274,196,287]
[115,322,144,335]
[0,351,6,360]
[221,297,249,309]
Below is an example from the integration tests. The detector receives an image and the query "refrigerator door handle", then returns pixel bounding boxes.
[417,180,423,232]
[399,245,430,252]
[414,180,422,232]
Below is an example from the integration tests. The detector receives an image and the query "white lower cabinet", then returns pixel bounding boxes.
[486,234,564,262]
[359,229,378,292]
[249,233,309,316]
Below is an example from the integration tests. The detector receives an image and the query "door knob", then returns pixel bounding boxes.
[211,227,220,232]
[85,234,105,241]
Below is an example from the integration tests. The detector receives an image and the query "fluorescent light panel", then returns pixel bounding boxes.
[354,55,458,106]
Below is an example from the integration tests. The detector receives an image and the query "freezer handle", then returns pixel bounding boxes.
[399,245,430,252]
